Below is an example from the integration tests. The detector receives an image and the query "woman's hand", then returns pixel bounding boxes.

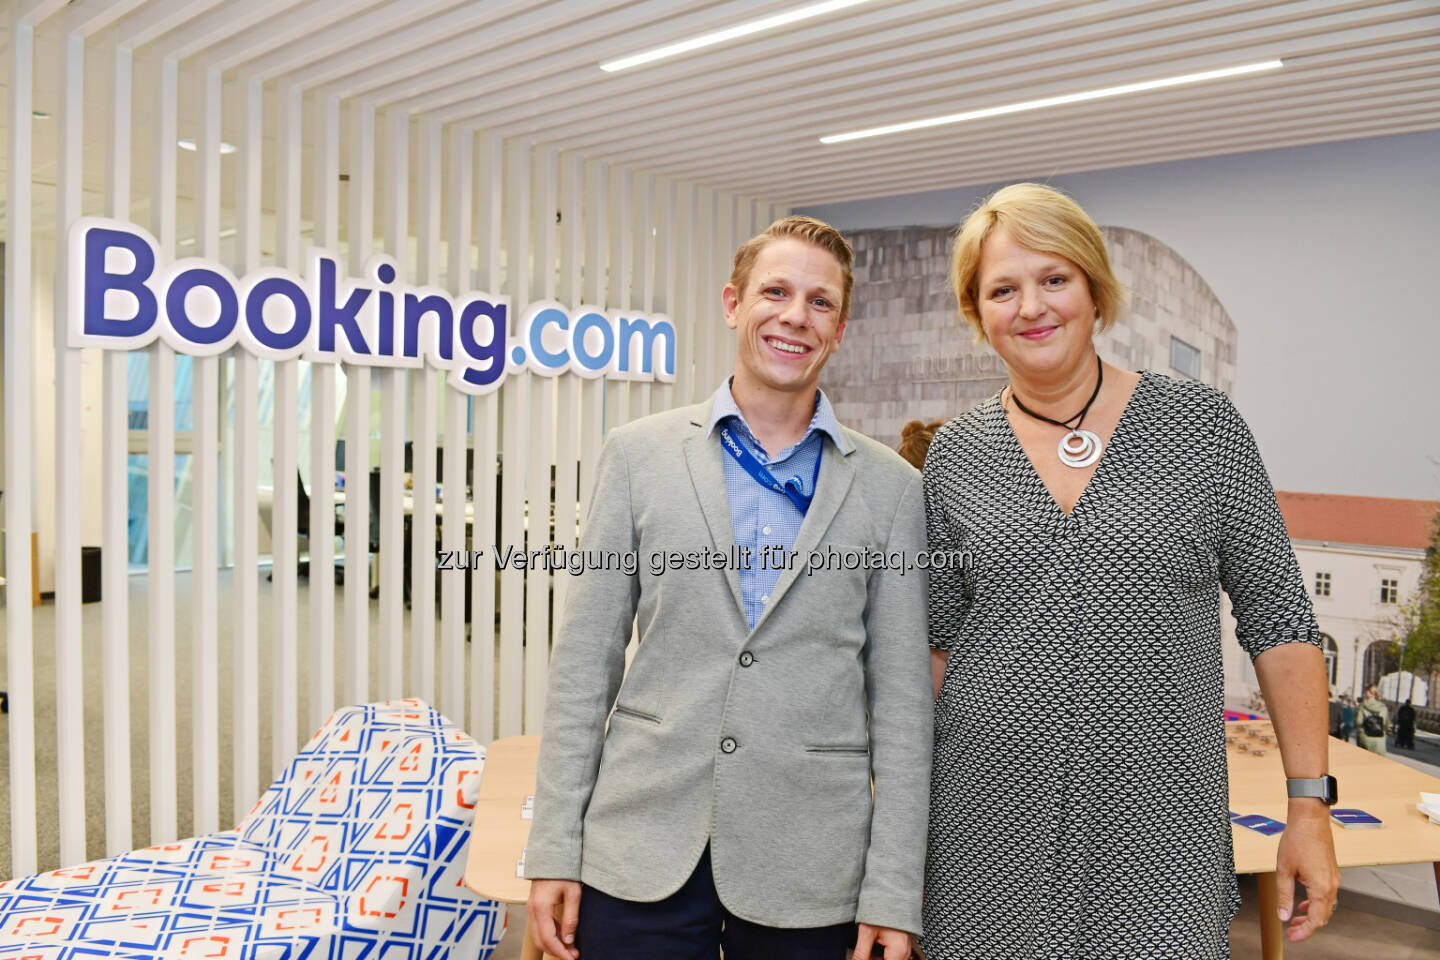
[1274,799,1339,941]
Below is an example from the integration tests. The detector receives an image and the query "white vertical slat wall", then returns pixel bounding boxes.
[377,106,406,703]
[469,132,503,745]
[103,40,135,859]
[341,98,374,709]
[191,66,224,840]
[439,124,471,723]
[232,74,263,827]
[309,95,340,738]
[53,27,87,868]
[148,55,180,849]
[413,117,442,712]
[0,9,781,877]
[4,10,39,879]
[270,82,303,783]
[498,137,530,739]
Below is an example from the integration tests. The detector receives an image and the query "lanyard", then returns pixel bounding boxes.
[720,426,820,515]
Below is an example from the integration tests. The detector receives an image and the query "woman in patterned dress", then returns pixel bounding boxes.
[921,183,1338,959]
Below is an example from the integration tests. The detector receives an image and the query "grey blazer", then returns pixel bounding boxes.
[525,398,933,935]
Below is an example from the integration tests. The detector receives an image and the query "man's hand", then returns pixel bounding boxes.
[853,922,912,959]
[1275,801,1339,942]
[527,879,581,959]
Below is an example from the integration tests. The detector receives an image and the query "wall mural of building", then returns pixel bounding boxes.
[820,224,1237,446]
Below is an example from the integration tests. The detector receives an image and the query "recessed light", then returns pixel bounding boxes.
[178,137,238,154]
[820,60,1285,144]
[600,0,873,72]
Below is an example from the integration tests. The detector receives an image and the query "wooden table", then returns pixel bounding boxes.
[463,735,555,960]
[467,727,1440,959]
[1227,720,1440,958]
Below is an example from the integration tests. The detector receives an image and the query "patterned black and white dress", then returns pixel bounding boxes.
[921,371,1320,960]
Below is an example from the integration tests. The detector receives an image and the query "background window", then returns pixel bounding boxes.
[1380,577,1399,604]
[1314,571,1332,597]
[1169,336,1202,379]
[1322,634,1338,685]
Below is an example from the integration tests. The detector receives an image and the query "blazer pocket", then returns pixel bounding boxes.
[804,744,869,756]
[610,704,662,725]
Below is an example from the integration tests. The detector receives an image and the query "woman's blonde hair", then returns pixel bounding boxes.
[950,183,1126,342]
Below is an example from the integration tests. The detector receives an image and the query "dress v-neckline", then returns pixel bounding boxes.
[998,370,1150,520]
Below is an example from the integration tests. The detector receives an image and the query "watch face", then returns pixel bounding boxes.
[1325,775,1339,805]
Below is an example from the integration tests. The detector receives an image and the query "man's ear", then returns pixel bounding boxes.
[835,317,848,345]
[722,283,740,330]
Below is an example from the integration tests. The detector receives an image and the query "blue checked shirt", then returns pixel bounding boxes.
[705,381,852,629]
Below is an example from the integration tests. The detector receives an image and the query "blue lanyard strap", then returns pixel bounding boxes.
[720,426,820,515]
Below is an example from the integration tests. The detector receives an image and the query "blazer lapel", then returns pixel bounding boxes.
[751,438,855,633]
[682,428,747,622]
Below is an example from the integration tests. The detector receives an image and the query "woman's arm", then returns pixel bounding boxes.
[1252,633,1339,943]
[931,649,948,699]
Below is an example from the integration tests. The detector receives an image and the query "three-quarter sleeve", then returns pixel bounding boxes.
[1212,395,1321,659]
[924,430,972,653]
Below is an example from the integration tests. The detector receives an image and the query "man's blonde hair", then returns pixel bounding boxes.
[951,183,1126,342]
[730,216,855,321]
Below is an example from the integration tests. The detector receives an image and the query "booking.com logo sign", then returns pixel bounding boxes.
[69,217,677,394]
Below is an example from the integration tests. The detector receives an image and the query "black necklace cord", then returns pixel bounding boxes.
[1009,355,1104,431]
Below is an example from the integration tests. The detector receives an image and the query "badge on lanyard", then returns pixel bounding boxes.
[720,426,819,514]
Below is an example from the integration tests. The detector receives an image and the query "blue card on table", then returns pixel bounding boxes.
[1330,808,1383,829]
[1230,812,1287,836]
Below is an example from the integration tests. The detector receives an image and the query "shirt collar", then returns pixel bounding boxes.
[704,379,853,456]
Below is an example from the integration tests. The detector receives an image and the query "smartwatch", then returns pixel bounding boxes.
[1286,775,1338,805]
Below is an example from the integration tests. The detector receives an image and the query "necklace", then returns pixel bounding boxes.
[1009,356,1105,468]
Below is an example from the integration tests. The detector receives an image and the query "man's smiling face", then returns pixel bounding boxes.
[723,236,847,399]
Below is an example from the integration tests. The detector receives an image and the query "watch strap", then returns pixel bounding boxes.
[1286,775,1338,804]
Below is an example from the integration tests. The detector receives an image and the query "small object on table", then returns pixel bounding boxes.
[1231,812,1286,837]
[1330,808,1383,829]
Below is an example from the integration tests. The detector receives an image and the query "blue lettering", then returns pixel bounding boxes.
[71,218,681,390]
[246,277,310,351]
[528,307,570,368]
[617,316,675,377]
[457,299,507,388]
[84,227,157,339]
[167,267,238,346]
[404,293,454,361]
[572,311,612,373]
[377,289,395,356]
[318,258,371,354]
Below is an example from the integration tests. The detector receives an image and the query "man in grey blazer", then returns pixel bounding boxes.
[526,216,932,960]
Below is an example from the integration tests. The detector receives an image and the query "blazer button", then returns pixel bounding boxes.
[738,652,754,667]
[720,737,738,754]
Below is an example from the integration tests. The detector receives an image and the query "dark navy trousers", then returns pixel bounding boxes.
[574,847,855,960]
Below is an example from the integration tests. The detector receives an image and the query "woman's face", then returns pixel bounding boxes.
[975,226,1097,381]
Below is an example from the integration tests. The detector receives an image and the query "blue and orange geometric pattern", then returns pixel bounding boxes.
[0,700,504,959]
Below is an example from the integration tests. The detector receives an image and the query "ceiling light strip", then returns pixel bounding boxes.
[820,59,1284,144]
[600,0,873,72]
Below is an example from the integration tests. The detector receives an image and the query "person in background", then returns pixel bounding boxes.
[1396,697,1417,750]
[898,418,946,470]
[1328,692,1343,739]
[922,182,1338,958]
[1340,694,1357,745]
[1357,686,1389,756]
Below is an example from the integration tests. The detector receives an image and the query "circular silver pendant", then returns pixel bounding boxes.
[1058,429,1102,468]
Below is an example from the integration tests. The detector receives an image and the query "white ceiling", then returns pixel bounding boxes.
[1,0,1437,229]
